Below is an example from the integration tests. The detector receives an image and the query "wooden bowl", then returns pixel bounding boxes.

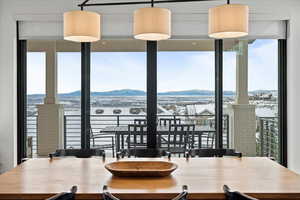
[105,161,178,177]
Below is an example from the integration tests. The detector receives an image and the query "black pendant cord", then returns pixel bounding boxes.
[227,0,230,4]
[78,0,218,8]
[79,0,90,9]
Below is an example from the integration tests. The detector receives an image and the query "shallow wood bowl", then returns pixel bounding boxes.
[105,161,178,177]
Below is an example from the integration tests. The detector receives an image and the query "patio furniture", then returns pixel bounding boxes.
[187,148,242,158]
[127,124,148,150]
[116,148,171,158]
[166,124,195,156]
[223,185,258,200]
[49,149,105,159]
[103,185,188,200]
[101,125,217,152]
[159,118,181,126]
[46,186,77,200]
[200,132,215,148]
[90,127,115,157]
[134,119,147,125]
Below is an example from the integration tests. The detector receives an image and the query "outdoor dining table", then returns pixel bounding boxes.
[0,157,299,200]
[101,125,216,152]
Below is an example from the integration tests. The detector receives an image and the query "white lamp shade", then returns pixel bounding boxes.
[133,7,171,41]
[209,4,249,39]
[64,10,101,42]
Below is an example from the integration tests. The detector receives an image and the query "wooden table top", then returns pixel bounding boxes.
[0,157,300,200]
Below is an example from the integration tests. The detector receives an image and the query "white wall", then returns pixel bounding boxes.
[0,0,300,173]
[287,7,300,173]
[0,1,17,173]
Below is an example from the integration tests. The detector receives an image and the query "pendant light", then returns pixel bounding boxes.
[133,0,171,41]
[64,8,101,42]
[208,0,249,39]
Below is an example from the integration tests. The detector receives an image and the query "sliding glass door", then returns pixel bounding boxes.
[157,40,216,150]
[19,38,287,164]
[90,40,146,156]
[223,39,282,162]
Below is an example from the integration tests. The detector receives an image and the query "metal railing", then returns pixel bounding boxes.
[257,117,279,161]
[27,115,37,153]
[27,114,230,153]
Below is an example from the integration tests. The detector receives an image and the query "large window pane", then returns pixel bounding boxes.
[27,51,46,155]
[90,40,146,157]
[57,50,81,149]
[224,39,279,160]
[158,40,216,152]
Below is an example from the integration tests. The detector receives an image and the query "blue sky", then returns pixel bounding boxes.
[27,39,278,94]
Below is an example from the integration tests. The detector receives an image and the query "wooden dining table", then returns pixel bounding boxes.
[0,157,300,200]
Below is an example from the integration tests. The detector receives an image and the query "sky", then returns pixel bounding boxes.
[27,39,278,94]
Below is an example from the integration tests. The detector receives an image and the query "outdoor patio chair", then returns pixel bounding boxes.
[159,118,181,126]
[127,124,148,150]
[103,185,188,200]
[90,127,115,157]
[116,148,171,159]
[166,124,195,157]
[46,186,77,200]
[49,149,105,159]
[200,132,215,148]
[223,185,258,200]
[186,148,242,158]
[134,118,147,125]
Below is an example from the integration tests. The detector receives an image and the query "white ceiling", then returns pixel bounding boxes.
[5,0,292,40]
[11,0,299,22]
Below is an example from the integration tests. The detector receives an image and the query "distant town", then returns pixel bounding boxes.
[27,89,278,118]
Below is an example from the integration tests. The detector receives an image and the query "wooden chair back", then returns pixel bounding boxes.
[188,149,242,158]
[201,132,215,148]
[134,119,147,125]
[159,118,181,126]
[127,124,147,149]
[167,124,195,153]
[223,185,258,200]
[46,186,77,200]
[49,149,105,159]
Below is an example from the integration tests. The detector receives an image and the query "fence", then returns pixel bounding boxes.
[27,114,230,154]
[257,117,279,161]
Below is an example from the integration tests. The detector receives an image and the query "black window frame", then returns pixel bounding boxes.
[17,36,288,166]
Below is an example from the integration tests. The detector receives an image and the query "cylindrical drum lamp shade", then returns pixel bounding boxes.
[64,10,101,42]
[209,4,249,39]
[134,7,171,41]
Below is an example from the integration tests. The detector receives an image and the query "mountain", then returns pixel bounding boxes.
[158,90,235,96]
[28,89,276,97]
[158,90,213,96]
[58,89,145,97]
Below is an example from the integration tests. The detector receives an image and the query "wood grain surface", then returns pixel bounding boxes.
[0,157,299,200]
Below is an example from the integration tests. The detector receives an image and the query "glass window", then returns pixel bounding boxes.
[27,51,46,155]
[158,40,216,150]
[90,40,146,157]
[224,39,279,161]
[57,50,81,149]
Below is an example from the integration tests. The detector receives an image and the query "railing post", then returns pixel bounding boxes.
[226,115,229,148]
[117,115,120,127]
[64,115,67,149]
[266,120,270,157]
[260,119,264,157]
